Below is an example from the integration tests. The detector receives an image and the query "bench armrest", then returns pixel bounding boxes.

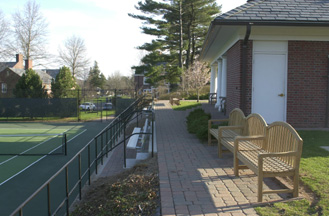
[208,119,229,129]
[258,151,298,159]
[234,135,265,150]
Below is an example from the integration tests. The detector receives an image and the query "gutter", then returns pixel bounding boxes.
[241,25,251,114]
[211,20,329,27]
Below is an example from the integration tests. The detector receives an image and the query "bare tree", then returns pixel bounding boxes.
[10,0,49,64]
[58,35,90,78]
[184,60,210,102]
[0,10,10,61]
[107,71,134,90]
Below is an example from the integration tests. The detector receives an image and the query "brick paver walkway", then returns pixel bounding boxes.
[155,100,288,216]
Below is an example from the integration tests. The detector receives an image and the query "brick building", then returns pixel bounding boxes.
[134,73,153,95]
[0,54,59,97]
[200,0,329,128]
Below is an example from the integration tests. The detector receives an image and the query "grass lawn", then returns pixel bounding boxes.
[78,110,115,121]
[255,130,329,215]
[172,101,202,111]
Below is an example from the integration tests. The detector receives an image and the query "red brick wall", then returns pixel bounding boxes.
[226,41,242,114]
[226,40,253,115]
[0,69,20,98]
[287,41,329,128]
[245,41,253,115]
[134,75,144,90]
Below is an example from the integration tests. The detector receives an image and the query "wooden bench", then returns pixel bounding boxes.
[208,108,245,147]
[170,97,180,106]
[220,113,267,172]
[234,121,303,202]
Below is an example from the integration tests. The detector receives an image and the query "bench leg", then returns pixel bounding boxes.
[218,140,223,158]
[234,154,239,177]
[208,131,211,146]
[258,172,263,202]
[293,173,299,198]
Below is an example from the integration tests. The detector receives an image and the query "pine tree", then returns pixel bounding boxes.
[14,69,47,98]
[129,0,220,86]
[89,61,106,89]
[51,66,79,98]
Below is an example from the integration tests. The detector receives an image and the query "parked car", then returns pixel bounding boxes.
[79,102,96,110]
[103,103,113,110]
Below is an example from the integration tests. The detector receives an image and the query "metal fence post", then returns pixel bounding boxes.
[88,145,91,185]
[124,120,127,168]
[95,138,98,174]
[65,166,69,216]
[47,184,51,216]
[152,109,154,158]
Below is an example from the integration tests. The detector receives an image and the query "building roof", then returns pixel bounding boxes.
[0,62,16,72]
[42,69,60,79]
[200,0,329,62]
[214,0,329,25]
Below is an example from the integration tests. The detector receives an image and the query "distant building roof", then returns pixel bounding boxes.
[0,62,16,72]
[214,0,329,24]
[42,69,60,79]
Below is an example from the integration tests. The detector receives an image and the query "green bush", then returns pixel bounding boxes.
[186,93,209,100]
[186,108,211,141]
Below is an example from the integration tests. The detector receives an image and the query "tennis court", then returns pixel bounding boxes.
[0,121,109,215]
[0,123,88,185]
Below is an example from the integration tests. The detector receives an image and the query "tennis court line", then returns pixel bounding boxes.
[0,133,63,137]
[0,129,70,166]
[0,129,87,187]
[0,135,58,166]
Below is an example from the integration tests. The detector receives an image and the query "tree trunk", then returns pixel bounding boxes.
[186,22,191,69]
[179,0,183,69]
[197,88,199,102]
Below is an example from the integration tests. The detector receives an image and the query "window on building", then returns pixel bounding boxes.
[2,83,7,93]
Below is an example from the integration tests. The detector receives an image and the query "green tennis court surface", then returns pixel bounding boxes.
[0,123,87,185]
[0,121,109,215]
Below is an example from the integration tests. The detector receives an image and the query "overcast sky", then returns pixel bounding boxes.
[0,0,246,78]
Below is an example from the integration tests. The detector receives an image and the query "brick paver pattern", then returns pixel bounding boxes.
[155,101,288,216]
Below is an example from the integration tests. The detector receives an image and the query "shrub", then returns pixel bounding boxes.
[186,108,211,141]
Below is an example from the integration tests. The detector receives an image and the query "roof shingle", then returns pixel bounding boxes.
[216,0,329,22]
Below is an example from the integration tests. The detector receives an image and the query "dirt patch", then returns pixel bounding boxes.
[70,129,160,215]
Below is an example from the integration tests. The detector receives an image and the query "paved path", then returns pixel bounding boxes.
[155,100,287,216]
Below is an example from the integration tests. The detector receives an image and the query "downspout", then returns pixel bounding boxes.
[241,24,251,114]
[325,55,329,128]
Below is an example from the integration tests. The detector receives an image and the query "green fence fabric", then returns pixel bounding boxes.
[0,98,77,118]
[115,98,135,116]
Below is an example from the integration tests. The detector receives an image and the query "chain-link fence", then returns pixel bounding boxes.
[0,88,137,121]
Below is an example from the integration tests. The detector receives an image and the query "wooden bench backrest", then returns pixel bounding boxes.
[243,113,267,148]
[228,108,246,134]
[228,108,245,126]
[265,121,303,168]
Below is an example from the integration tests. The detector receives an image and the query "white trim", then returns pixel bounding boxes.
[250,26,329,42]
[215,59,222,108]
[1,83,7,93]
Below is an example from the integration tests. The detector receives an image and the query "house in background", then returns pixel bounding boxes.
[200,0,329,128]
[134,73,153,94]
[0,54,59,97]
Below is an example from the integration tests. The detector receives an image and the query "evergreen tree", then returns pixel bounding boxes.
[14,69,47,98]
[129,0,220,86]
[89,61,106,89]
[51,66,79,98]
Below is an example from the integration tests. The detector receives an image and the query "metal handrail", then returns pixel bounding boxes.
[10,94,154,216]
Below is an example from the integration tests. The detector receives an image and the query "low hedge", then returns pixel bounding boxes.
[186,108,211,141]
